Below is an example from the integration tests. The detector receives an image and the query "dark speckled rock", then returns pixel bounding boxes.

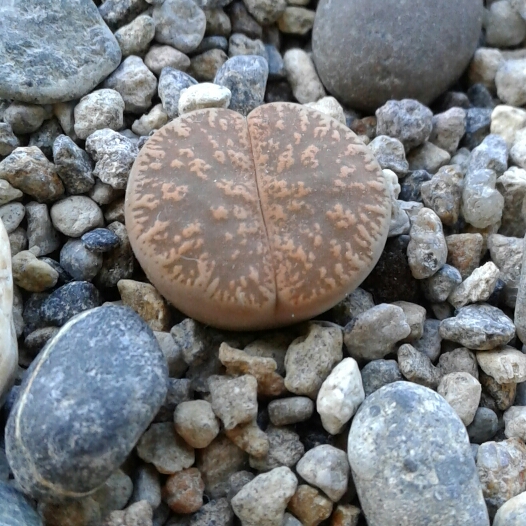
[40,281,101,326]
[0,0,122,104]
[348,382,490,526]
[81,228,121,253]
[6,305,168,500]
[0,482,42,526]
[312,0,483,112]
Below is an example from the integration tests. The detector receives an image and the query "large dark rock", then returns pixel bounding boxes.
[0,482,42,526]
[6,305,168,500]
[312,0,483,112]
[0,0,121,104]
[348,382,490,526]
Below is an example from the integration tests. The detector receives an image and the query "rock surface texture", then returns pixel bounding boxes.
[311,0,483,111]
[348,382,490,526]
[5,305,167,500]
[0,0,121,104]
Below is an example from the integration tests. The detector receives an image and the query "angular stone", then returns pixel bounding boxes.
[448,262,500,308]
[438,372,481,426]
[349,382,490,526]
[0,0,121,104]
[477,438,526,518]
[5,305,168,500]
[285,323,342,398]
[439,304,515,350]
[477,346,526,384]
[287,484,332,526]
[174,400,219,449]
[397,343,440,389]
[479,371,517,411]
[344,304,410,361]
[231,467,297,526]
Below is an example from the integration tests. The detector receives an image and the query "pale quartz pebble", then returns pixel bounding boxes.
[316,357,364,435]
[305,96,346,124]
[407,207,448,279]
[468,47,504,93]
[178,83,231,114]
[504,406,526,441]
[277,7,315,35]
[496,59,526,107]
[510,133,526,169]
[476,346,526,383]
[231,466,297,526]
[486,1,526,47]
[132,104,168,137]
[462,168,504,228]
[448,261,500,308]
[496,166,526,237]
[515,232,526,343]
[490,105,526,147]
[493,490,526,526]
[407,141,451,174]
[437,372,481,426]
[0,218,17,405]
[368,136,409,176]
[283,48,326,103]
[0,179,23,206]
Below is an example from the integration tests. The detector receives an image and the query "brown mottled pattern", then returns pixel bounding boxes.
[248,104,390,325]
[125,103,391,330]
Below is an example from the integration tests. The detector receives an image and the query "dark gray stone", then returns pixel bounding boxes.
[226,1,263,40]
[0,482,42,526]
[462,108,492,150]
[24,327,60,357]
[467,83,497,109]
[5,305,168,500]
[81,228,121,253]
[467,407,499,444]
[412,318,442,362]
[515,381,526,406]
[0,123,20,157]
[53,135,95,195]
[39,258,73,286]
[348,382,490,526]
[189,498,234,526]
[360,359,402,397]
[399,170,432,202]
[40,281,102,327]
[28,119,63,159]
[98,0,149,30]
[214,55,268,116]
[421,264,462,303]
[265,44,285,81]
[439,304,515,350]
[311,0,483,112]
[153,378,193,423]
[60,240,103,282]
[22,293,49,338]
[158,68,198,119]
[0,0,122,104]
[193,36,229,55]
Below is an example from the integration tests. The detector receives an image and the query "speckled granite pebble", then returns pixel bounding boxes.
[348,382,489,526]
[6,305,168,500]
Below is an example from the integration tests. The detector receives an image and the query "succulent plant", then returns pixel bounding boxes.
[125,102,391,330]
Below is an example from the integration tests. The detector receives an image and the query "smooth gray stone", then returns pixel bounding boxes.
[312,0,483,111]
[348,381,490,526]
[6,305,168,500]
[0,482,42,526]
[0,0,121,104]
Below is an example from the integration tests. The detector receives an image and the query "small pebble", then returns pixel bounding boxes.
[448,261,500,308]
[407,207,447,279]
[267,397,314,426]
[162,468,205,513]
[296,445,349,502]
[114,14,156,57]
[438,372,481,425]
[283,48,325,104]
[40,281,101,326]
[144,45,191,76]
[316,357,364,435]
[158,67,198,119]
[343,304,410,361]
[50,196,104,237]
[81,228,121,253]
[12,251,59,292]
[477,346,526,384]
[439,304,515,350]
[136,422,194,475]
[397,343,440,389]
[74,89,125,140]
[3,102,48,135]
[504,406,526,441]
[178,83,231,114]
[174,400,219,448]
[493,490,526,526]
[287,484,333,526]
[103,56,157,114]
[467,407,499,444]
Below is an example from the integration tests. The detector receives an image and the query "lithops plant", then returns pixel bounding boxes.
[125,102,391,330]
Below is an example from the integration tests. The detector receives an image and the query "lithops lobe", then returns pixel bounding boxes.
[125,102,390,330]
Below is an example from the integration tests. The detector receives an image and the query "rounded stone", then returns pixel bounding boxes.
[0,0,121,104]
[5,305,168,500]
[125,103,391,330]
[0,482,42,526]
[311,0,483,111]
[348,382,490,526]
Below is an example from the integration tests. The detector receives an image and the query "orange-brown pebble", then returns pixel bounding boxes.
[331,504,361,526]
[163,467,205,514]
[287,484,333,526]
[125,102,390,330]
[224,420,269,458]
